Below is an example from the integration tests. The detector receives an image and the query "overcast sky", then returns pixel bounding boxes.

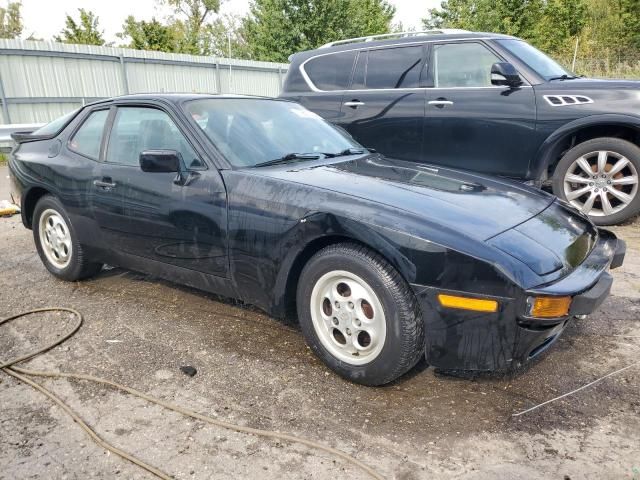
[20,0,441,43]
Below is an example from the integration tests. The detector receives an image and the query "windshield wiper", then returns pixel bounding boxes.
[253,152,322,168]
[548,74,579,81]
[321,147,367,158]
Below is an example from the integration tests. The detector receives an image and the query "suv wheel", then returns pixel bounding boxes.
[296,243,424,386]
[33,195,103,281]
[552,138,640,225]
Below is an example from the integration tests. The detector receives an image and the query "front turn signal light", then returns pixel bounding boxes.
[528,296,572,318]
[438,294,498,313]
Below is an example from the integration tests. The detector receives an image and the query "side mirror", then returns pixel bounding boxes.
[139,150,182,173]
[491,62,523,88]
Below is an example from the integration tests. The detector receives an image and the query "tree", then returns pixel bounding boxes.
[423,0,587,55]
[118,16,178,52]
[530,0,587,55]
[160,0,220,54]
[0,1,22,39]
[241,0,395,63]
[55,9,106,46]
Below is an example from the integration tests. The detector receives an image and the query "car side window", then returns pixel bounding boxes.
[365,46,423,89]
[304,51,356,91]
[68,109,109,159]
[106,107,202,168]
[432,42,500,88]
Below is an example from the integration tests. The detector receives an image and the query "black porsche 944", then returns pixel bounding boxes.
[9,94,625,385]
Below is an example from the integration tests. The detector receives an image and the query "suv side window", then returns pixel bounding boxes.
[432,42,500,88]
[68,109,109,160]
[365,46,423,89]
[106,107,202,168]
[305,51,356,91]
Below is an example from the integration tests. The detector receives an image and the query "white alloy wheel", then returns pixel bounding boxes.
[38,208,73,269]
[310,270,386,365]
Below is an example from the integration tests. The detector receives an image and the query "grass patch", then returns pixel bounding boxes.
[0,153,7,166]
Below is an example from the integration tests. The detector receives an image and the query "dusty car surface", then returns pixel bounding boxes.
[8,94,626,385]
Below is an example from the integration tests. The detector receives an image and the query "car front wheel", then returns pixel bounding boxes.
[296,243,424,386]
[33,195,103,281]
[552,138,640,225]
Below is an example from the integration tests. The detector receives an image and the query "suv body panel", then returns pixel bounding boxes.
[281,33,640,184]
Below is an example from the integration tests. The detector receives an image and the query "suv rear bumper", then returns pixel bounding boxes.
[411,231,625,371]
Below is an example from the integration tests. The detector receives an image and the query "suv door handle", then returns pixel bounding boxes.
[93,178,117,190]
[428,100,454,107]
[344,100,365,108]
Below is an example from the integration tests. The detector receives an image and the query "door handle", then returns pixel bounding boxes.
[428,100,454,107]
[344,100,365,108]
[93,179,117,189]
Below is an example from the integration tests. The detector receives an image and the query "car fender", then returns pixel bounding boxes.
[268,211,520,318]
[532,113,640,180]
[268,211,418,315]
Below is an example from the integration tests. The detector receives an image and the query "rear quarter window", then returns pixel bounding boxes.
[68,109,109,160]
[304,51,356,91]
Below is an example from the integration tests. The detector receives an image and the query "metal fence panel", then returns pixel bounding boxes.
[0,39,289,124]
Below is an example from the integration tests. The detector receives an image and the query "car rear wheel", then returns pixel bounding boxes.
[552,138,640,225]
[296,243,424,386]
[33,195,103,281]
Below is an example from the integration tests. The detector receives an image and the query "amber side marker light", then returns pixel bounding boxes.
[437,294,499,313]
[528,296,572,318]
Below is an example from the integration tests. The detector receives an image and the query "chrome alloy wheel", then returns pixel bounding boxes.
[39,208,72,268]
[563,150,639,217]
[310,270,386,365]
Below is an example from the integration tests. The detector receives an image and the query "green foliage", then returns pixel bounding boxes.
[423,0,640,75]
[118,16,178,52]
[55,9,106,46]
[160,0,220,55]
[240,0,395,62]
[0,1,22,39]
[424,0,587,55]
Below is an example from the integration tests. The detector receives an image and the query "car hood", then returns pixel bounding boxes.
[538,78,640,91]
[255,155,556,241]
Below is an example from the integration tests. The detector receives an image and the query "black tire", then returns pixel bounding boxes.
[552,137,640,226]
[33,195,103,281]
[296,243,424,386]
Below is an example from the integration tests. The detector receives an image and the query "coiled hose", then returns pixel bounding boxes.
[1,308,384,480]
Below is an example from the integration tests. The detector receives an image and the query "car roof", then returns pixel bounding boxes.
[290,31,517,62]
[85,93,278,108]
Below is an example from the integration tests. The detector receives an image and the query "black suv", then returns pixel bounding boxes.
[280,30,640,225]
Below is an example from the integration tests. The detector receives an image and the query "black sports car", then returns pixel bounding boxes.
[8,94,626,386]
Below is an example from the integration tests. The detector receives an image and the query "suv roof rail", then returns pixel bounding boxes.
[319,29,471,49]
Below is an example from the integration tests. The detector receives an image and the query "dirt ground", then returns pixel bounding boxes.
[1,164,639,480]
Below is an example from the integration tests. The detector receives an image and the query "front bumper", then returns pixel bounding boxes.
[412,230,625,371]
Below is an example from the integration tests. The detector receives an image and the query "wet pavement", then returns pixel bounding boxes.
[1,165,638,479]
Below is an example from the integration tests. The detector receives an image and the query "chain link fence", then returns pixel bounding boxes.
[557,54,640,79]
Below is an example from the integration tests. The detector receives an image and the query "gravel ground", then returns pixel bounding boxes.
[1,165,639,480]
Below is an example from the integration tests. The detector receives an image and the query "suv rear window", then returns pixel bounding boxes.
[365,46,423,89]
[304,51,356,91]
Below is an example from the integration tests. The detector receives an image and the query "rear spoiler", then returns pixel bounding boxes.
[0,123,45,144]
[10,131,51,143]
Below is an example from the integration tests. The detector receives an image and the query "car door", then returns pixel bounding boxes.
[294,50,357,122]
[422,41,537,177]
[91,104,228,277]
[336,44,427,162]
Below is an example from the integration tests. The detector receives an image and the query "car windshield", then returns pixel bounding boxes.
[184,98,362,167]
[496,39,573,80]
